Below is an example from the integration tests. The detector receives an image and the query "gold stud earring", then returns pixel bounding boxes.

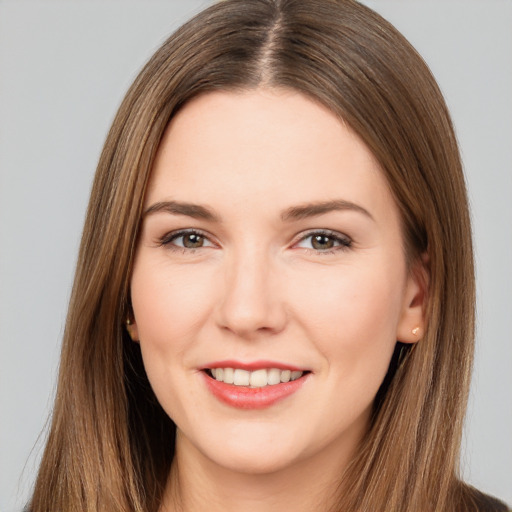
[125,316,139,342]
[412,327,420,336]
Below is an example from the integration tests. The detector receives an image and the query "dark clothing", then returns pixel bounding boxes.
[459,487,509,512]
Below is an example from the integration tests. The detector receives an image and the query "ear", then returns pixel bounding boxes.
[125,313,140,343]
[396,253,429,344]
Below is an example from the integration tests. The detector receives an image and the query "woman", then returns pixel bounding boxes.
[28,0,509,511]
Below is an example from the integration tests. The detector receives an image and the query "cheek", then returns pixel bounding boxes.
[271,259,407,452]
[291,260,403,331]
[131,260,214,343]
[287,258,405,376]
[130,260,218,420]
[129,260,219,395]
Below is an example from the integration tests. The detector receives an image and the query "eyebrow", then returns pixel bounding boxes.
[143,200,220,222]
[281,199,374,222]
[143,198,373,223]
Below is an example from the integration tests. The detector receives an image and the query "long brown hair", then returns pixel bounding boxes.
[30,1,480,510]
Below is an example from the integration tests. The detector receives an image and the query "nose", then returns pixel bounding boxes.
[215,247,287,339]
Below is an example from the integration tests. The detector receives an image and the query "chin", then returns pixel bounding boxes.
[182,422,312,476]
[207,445,302,476]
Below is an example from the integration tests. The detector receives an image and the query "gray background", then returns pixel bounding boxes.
[0,1,510,509]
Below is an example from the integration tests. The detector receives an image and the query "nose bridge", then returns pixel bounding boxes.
[217,243,285,337]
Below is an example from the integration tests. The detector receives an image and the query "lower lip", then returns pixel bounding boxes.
[202,372,309,409]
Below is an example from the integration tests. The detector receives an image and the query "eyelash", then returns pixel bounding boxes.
[158,228,352,255]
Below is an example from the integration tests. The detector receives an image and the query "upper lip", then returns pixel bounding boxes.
[201,360,309,372]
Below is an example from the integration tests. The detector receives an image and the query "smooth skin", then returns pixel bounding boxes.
[129,88,426,512]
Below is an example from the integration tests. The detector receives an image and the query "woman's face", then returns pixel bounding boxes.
[130,89,424,475]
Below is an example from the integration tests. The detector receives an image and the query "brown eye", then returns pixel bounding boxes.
[160,230,214,250]
[295,231,352,252]
[182,233,205,248]
[311,234,335,250]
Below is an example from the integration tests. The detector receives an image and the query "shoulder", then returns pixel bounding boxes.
[456,485,509,512]
[472,491,509,512]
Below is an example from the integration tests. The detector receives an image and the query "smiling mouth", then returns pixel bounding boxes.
[204,368,308,388]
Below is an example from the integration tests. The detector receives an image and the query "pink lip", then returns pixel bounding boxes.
[203,359,306,372]
[201,368,310,410]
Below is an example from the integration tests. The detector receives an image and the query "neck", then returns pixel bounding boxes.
[160,430,360,512]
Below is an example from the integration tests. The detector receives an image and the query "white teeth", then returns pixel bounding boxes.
[209,367,305,387]
[223,367,234,384]
[233,369,250,386]
[267,368,281,385]
[250,369,268,387]
[290,370,303,381]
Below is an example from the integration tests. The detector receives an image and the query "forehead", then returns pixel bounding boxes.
[146,88,395,221]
